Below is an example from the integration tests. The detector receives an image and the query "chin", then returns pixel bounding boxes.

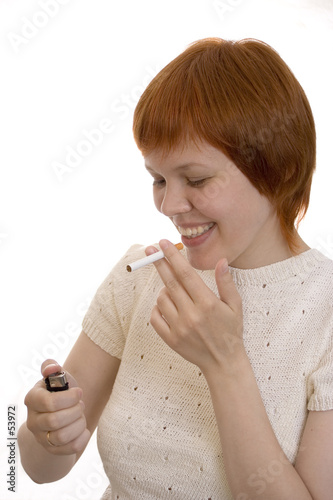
[187,253,217,271]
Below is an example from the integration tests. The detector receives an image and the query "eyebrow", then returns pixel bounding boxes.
[145,162,208,173]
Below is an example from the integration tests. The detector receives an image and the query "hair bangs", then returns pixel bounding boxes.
[133,37,316,252]
[133,39,236,157]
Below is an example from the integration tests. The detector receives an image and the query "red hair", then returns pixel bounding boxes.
[133,38,316,251]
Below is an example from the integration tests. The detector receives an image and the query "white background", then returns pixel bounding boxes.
[0,0,332,498]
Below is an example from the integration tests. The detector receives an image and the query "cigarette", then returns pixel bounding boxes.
[126,242,183,272]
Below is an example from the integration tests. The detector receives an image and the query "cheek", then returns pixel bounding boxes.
[230,189,274,233]
[191,178,228,214]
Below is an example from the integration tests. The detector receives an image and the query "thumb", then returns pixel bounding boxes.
[41,359,79,390]
[41,359,63,378]
[215,259,241,313]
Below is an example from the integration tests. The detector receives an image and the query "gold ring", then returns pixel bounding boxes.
[46,431,57,447]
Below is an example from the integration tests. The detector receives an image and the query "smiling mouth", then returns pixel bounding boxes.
[176,222,215,239]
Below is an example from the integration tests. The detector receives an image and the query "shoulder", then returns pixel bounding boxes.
[99,244,162,300]
[111,243,159,282]
[299,250,333,323]
[307,249,333,289]
[82,244,162,351]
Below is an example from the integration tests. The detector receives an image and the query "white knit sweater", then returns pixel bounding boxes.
[82,245,333,500]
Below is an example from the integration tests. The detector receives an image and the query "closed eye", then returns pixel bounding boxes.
[152,178,165,187]
[152,178,209,187]
[187,178,208,187]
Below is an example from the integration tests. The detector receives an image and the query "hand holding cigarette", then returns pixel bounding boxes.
[126,243,183,272]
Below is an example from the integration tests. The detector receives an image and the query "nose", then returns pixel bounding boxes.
[158,185,192,217]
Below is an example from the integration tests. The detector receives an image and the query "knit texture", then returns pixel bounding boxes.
[82,245,333,500]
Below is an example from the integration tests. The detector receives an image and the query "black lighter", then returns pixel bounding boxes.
[44,371,69,392]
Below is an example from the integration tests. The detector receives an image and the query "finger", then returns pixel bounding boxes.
[150,250,190,310]
[41,359,63,378]
[46,414,87,448]
[146,244,187,306]
[37,400,85,432]
[145,245,159,256]
[45,428,91,456]
[157,239,208,303]
[156,287,178,321]
[25,385,83,413]
[215,258,242,313]
[150,305,172,344]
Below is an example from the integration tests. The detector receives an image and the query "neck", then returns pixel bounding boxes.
[231,225,310,270]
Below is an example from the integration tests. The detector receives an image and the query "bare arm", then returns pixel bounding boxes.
[205,359,333,500]
[148,240,333,499]
[295,409,333,500]
[18,331,120,483]
[205,355,313,499]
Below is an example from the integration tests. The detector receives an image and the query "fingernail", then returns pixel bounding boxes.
[44,363,59,373]
[145,246,159,256]
[220,258,229,274]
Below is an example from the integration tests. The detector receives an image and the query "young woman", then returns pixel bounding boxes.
[18,38,333,499]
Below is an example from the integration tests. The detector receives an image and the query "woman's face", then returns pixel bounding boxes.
[144,141,291,270]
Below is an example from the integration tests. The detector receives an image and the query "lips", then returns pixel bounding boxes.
[175,222,215,239]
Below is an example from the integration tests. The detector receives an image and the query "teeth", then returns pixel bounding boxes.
[177,223,214,239]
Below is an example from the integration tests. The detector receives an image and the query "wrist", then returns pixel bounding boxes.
[203,347,252,388]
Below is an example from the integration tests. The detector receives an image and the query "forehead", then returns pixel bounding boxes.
[144,141,228,171]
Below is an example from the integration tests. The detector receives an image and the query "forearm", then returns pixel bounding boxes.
[204,353,312,500]
[18,423,76,483]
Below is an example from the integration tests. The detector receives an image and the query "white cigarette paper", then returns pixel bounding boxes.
[126,243,183,272]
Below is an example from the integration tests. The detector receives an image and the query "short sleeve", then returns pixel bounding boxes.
[82,244,148,360]
[307,329,333,411]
